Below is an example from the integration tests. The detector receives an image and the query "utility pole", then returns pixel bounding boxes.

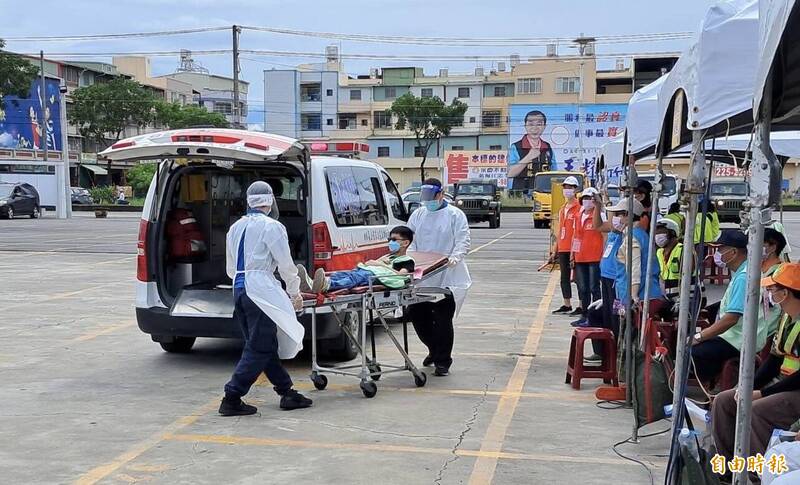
[59,81,71,218]
[573,34,595,179]
[232,25,242,129]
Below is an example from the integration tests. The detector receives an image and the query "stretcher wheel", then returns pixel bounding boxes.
[368,362,382,381]
[360,380,377,398]
[414,372,427,388]
[311,373,328,391]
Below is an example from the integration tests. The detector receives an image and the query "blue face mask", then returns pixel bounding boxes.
[388,240,401,253]
[424,200,441,211]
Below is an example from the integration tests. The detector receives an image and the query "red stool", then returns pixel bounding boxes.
[565,327,619,390]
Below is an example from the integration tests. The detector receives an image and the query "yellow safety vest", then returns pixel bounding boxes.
[657,243,683,301]
[772,314,800,376]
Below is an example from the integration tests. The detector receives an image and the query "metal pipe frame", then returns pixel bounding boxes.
[624,165,638,409]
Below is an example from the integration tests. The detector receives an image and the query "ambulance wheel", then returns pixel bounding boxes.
[159,337,196,353]
[311,373,328,390]
[360,381,377,398]
[368,362,382,381]
[414,372,427,388]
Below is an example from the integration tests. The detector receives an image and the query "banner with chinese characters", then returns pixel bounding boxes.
[444,150,508,188]
[507,104,627,192]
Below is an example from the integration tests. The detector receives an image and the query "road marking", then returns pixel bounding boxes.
[3,282,126,312]
[468,271,558,485]
[164,433,641,467]
[72,321,136,342]
[468,232,513,255]
[73,399,219,485]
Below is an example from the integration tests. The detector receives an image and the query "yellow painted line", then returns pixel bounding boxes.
[73,399,219,485]
[71,321,136,343]
[468,232,513,255]
[468,271,558,485]
[164,433,640,467]
[4,281,126,312]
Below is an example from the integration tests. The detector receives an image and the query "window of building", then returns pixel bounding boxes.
[469,116,476,123]
[377,146,390,157]
[385,87,397,99]
[374,111,392,129]
[382,172,407,220]
[413,145,427,157]
[489,144,502,150]
[458,87,470,98]
[350,89,362,101]
[421,88,433,98]
[482,110,501,128]
[239,103,247,117]
[301,113,322,131]
[556,77,581,94]
[300,84,322,102]
[451,145,464,150]
[326,118,334,126]
[213,102,233,115]
[338,113,356,129]
[326,89,334,96]
[517,78,542,94]
[493,85,507,97]
[361,119,368,126]
[325,166,388,227]
[64,67,80,84]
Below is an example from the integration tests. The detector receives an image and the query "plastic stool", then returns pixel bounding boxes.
[565,327,619,390]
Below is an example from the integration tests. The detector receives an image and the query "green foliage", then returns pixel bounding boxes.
[389,93,468,181]
[127,163,157,196]
[70,78,158,149]
[155,102,229,129]
[89,186,114,205]
[0,39,39,101]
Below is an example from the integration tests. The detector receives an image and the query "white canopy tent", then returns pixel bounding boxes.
[755,0,800,129]
[625,75,667,157]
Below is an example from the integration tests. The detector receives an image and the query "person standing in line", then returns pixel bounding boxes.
[593,191,625,345]
[571,187,603,329]
[551,176,581,315]
[406,178,471,377]
[219,181,312,416]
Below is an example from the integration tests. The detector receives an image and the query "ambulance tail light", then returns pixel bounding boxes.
[137,219,151,282]
[312,222,333,271]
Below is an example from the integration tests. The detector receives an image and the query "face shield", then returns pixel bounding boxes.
[419,184,442,202]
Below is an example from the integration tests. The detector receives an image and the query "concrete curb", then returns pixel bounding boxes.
[72,205,143,213]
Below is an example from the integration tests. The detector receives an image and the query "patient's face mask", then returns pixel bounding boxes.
[388,240,402,253]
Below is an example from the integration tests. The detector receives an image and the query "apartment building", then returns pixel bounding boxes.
[160,71,249,126]
[264,47,678,189]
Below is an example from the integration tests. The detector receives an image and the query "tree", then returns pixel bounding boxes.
[70,78,158,150]
[0,39,39,101]
[155,102,229,129]
[127,163,157,196]
[389,92,468,182]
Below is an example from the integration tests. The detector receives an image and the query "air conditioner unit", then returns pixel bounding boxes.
[369,68,379,79]
[510,54,520,67]
[474,67,484,77]
[497,62,506,72]
[584,43,595,56]
[439,68,448,77]
[546,44,557,57]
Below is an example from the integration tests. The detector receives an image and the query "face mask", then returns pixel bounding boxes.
[612,216,623,230]
[563,188,575,199]
[424,200,441,212]
[763,247,773,259]
[714,249,732,269]
[388,240,401,253]
[655,234,670,248]
[582,200,594,210]
[769,290,787,307]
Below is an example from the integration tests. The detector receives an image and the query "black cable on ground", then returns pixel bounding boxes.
[596,399,626,410]
[611,427,672,485]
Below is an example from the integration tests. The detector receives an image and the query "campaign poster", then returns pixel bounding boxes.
[444,150,508,188]
[507,104,627,192]
[0,78,63,151]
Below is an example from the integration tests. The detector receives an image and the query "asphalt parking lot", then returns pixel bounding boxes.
[1,211,798,484]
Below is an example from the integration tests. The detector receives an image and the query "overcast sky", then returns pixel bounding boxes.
[2,0,716,124]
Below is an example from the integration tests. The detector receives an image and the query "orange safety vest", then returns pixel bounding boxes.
[557,199,580,253]
[573,208,604,263]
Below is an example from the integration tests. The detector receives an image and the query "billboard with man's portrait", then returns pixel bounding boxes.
[507,104,627,192]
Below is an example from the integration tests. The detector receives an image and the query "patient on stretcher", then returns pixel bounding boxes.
[297,226,416,294]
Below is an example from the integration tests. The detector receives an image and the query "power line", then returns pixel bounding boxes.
[3,27,229,42]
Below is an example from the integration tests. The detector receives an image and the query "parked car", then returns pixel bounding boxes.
[71,187,94,205]
[454,179,501,228]
[0,182,41,219]
[711,179,749,222]
[100,128,409,359]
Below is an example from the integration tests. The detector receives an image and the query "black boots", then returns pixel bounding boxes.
[280,389,313,410]
[219,396,257,416]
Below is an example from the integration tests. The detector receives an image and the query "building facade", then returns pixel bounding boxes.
[160,71,249,126]
[263,49,678,190]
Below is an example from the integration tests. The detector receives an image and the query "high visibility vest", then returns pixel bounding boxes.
[657,243,683,301]
[773,314,800,376]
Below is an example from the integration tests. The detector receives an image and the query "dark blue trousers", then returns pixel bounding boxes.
[691,336,739,383]
[224,291,293,398]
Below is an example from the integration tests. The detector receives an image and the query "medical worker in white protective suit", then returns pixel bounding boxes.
[218,181,312,416]
[407,177,471,377]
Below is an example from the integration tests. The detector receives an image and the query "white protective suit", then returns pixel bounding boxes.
[226,211,304,359]
[407,202,472,315]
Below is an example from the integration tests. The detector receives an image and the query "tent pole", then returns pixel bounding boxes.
[624,165,638,408]
[731,74,778,485]
[639,156,663,348]
[669,130,706,448]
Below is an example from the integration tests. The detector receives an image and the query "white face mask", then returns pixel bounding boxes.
[611,216,623,230]
[769,289,787,307]
[714,249,732,269]
[582,200,594,210]
[655,234,670,248]
[563,188,575,199]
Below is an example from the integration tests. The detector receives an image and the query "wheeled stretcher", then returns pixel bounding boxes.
[300,252,450,398]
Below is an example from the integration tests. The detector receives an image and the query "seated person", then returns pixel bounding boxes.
[297,226,416,293]
[711,262,800,463]
[655,218,701,319]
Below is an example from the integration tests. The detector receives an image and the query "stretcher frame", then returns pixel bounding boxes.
[301,263,449,398]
